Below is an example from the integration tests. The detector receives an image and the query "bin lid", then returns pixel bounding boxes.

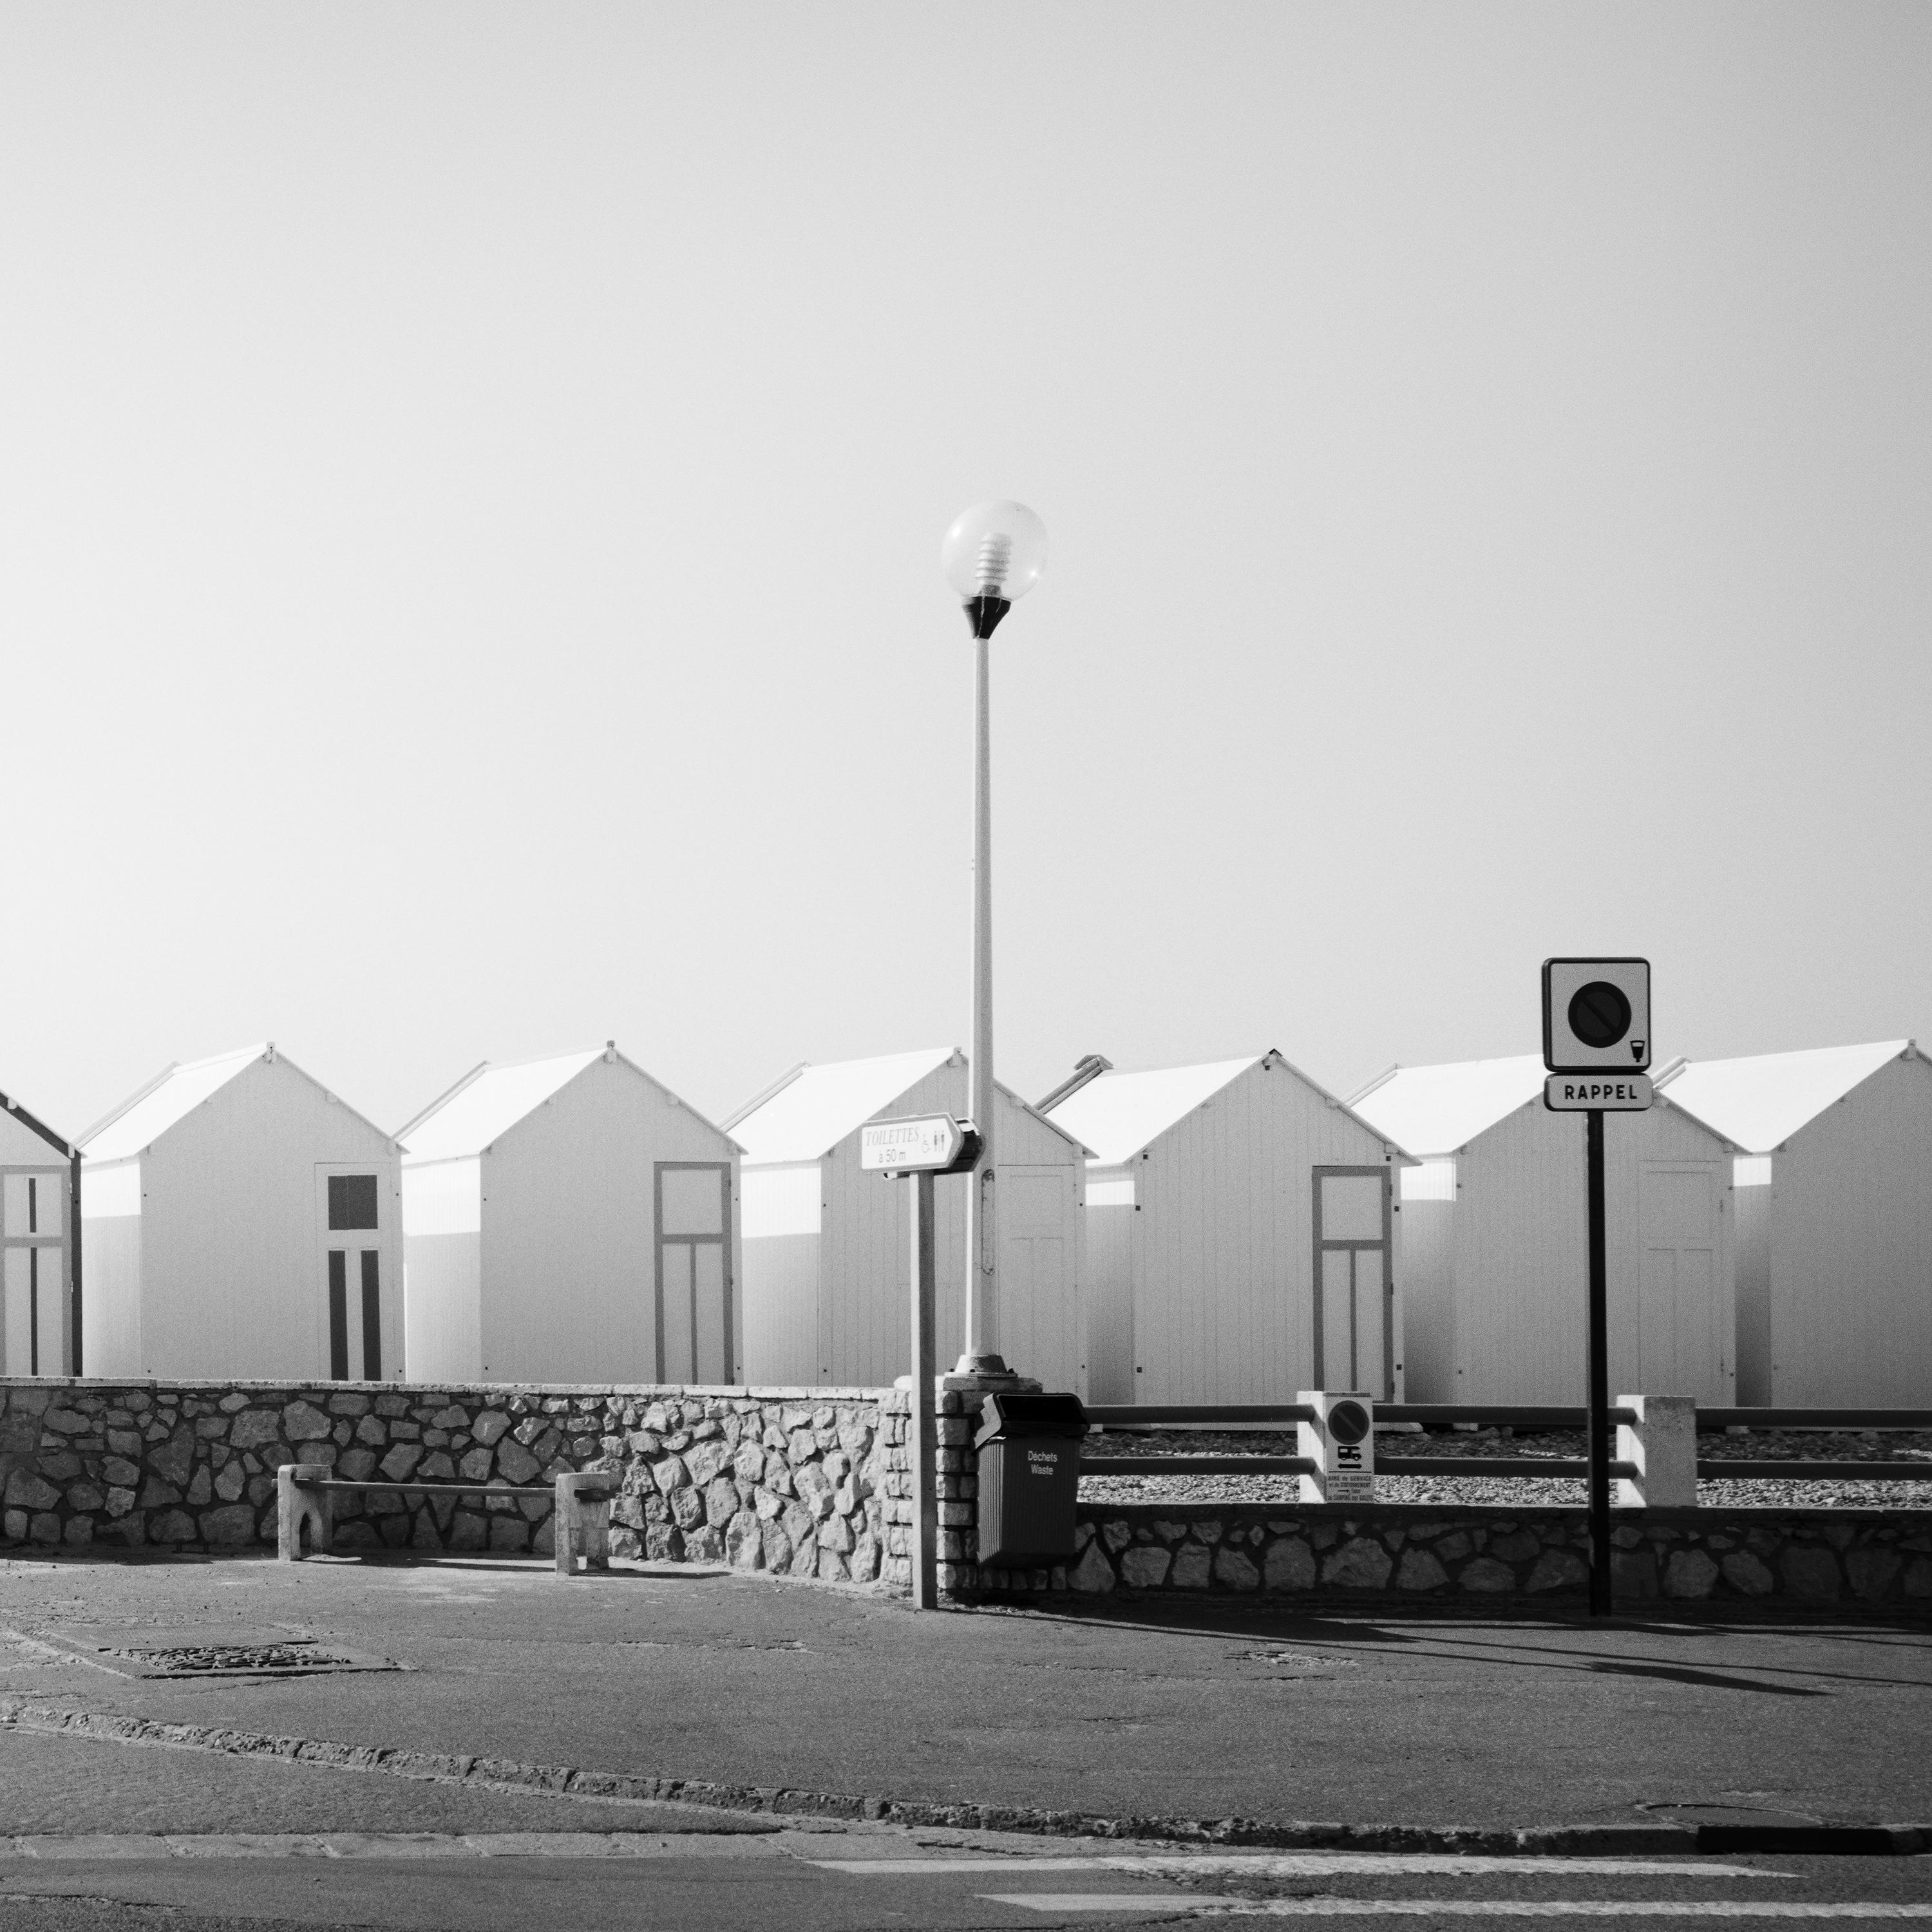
[974,1392,1090,1448]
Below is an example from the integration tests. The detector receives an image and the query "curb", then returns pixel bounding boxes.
[3,1697,1924,1857]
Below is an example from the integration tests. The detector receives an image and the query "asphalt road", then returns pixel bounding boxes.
[2,1552,1926,1836]
[1,1821,1931,1932]
[2,1550,1929,1929]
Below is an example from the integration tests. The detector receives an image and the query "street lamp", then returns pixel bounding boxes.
[940,499,1048,1376]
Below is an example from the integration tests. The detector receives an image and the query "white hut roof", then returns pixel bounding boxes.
[726,1048,958,1164]
[1046,1056,1258,1165]
[399,1048,604,1160]
[0,1086,77,1160]
[1653,1040,1915,1154]
[724,1048,1088,1165]
[82,1044,394,1161]
[1043,1050,1394,1167]
[1346,1055,1548,1157]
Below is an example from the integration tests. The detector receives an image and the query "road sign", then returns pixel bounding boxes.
[1544,1074,1653,1112]
[1542,957,1651,1072]
[1298,1390,1376,1504]
[860,1113,969,1174]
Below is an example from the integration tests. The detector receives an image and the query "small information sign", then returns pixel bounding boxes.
[860,1113,967,1173]
[1544,1074,1653,1113]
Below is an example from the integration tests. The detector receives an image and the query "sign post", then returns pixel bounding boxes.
[1542,957,1652,1620]
[908,1168,938,1609]
[863,1113,981,1611]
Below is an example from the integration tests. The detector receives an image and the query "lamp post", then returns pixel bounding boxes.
[939,500,1048,1376]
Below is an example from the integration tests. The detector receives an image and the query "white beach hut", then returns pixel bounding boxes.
[1041,1051,1410,1406]
[399,1044,743,1386]
[80,1044,402,1382]
[1653,1040,1930,1406]
[0,1086,79,1379]
[728,1047,1091,1392]
[1347,1054,1740,1405]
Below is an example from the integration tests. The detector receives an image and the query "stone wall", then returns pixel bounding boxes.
[10,1379,1924,1611]
[1056,1502,1932,1607]
[0,1379,886,1582]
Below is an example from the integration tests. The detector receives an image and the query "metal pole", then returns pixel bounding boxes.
[1586,1107,1612,1616]
[911,1169,938,1609]
[960,627,1003,1372]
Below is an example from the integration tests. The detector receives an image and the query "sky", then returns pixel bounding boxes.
[1,2,1927,1145]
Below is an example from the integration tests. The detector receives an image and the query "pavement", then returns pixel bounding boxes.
[1,1550,1928,1929]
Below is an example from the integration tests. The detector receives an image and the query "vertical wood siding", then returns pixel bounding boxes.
[809,1066,1085,1390]
[401,1159,483,1380]
[1396,1195,1456,1399]
[138,1060,401,1381]
[1124,1061,1398,1405]
[476,1058,739,1384]
[79,1157,144,1379]
[1452,1103,1734,1405]
[1766,1056,1932,1405]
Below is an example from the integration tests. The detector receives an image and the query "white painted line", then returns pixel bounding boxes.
[983,1901,1932,1919]
[981,1900,1234,1916]
[813,1856,1781,1879]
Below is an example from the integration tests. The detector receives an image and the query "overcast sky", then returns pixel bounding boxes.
[3,3,1927,1144]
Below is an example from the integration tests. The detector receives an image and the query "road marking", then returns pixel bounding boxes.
[983,1902,1932,1919]
[815,1857,1781,1878]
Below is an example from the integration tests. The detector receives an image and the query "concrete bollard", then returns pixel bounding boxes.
[1615,1394,1697,1508]
[276,1464,333,1561]
[553,1472,617,1577]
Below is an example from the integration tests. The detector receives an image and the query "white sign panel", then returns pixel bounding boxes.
[1542,957,1651,1072]
[1544,1074,1654,1113]
[860,1114,965,1173]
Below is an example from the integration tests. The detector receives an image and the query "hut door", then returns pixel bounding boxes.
[2,1168,69,1376]
[1312,1168,1393,1397]
[319,1170,384,1381]
[656,1163,732,1385]
[1636,1162,1724,1398]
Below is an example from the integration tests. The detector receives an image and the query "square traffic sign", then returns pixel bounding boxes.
[1542,958,1651,1073]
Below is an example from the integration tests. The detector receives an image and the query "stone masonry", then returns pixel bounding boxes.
[1057,1502,1932,1607]
[7,1379,1921,1609]
[0,1379,884,1582]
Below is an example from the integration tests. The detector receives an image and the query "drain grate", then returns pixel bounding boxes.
[105,1642,353,1674]
[21,1626,404,1680]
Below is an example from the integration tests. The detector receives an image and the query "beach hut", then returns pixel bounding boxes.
[399,1044,743,1386]
[1041,1051,1410,1406]
[0,1086,79,1379]
[1347,1054,1740,1405]
[728,1047,1090,1392]
[80,1044,402,1382]
[1653,1040,1930,1406]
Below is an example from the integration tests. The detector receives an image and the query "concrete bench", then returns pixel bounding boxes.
[276,1464,619,1577]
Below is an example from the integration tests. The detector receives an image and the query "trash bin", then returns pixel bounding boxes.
[974,1392,1090,1569]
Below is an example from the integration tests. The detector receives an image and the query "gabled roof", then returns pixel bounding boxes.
[1653,1040,1916,1155]
[727,1048,958,1165]
[399,1045,739,1162]
[82,1044,395,1163]
[725,1048,1092,1166]
[1346,1055,1549,1157]
[1046,1050,1405,1168]
[0,1087,77,1160]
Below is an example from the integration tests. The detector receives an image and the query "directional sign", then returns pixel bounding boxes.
[1544,1074,1653,1113]
[1542,957,1651,1073]
[860,1113,967,1173]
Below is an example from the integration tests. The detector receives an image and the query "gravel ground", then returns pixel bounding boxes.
[1077,1426,1932,1510]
